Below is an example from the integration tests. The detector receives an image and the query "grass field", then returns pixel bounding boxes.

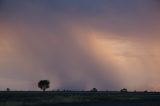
[0,91,160,106]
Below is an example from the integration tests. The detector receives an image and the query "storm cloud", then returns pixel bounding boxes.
[0,0,160,91]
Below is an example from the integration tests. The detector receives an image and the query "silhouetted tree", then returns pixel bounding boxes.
[120,88,127,92]
[144,90,148,93]
[6,88,10,92]
[38,80,50,92]
[90,88,98,92]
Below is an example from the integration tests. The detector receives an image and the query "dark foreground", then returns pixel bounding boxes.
[1,91,160,106]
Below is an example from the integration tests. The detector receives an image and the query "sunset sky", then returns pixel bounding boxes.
[0,0,160,91]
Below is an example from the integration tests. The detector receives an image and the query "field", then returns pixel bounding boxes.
[0,91,160,106]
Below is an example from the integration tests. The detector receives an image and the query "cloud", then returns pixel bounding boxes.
[0,0,159,91]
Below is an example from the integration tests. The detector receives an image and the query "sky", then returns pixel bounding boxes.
[0,0,160,91]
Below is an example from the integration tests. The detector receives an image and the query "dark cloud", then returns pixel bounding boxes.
[0,0,4,10]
